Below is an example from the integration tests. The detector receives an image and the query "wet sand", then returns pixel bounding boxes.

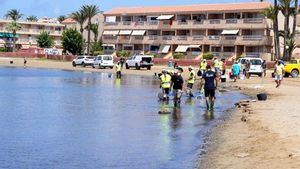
[2,57,300,168]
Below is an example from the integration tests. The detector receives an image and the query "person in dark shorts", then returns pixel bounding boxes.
[199,65,218,111]
[171,69,184,106]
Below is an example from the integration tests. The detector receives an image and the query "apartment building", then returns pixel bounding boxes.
[102,2,273,59]
[0,19,65,50]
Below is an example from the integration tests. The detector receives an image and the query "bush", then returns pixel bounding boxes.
[93,51,104,56]
[0,47,8,52]
[173,53,184,59]
[203,52,214,60]
[116,50,130,57]
[62,29,83,55]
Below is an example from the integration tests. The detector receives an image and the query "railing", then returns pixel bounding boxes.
[209,19,221,24]
[212,52,221,57]
[224,36,237,40]
[134,21,145,26]
[148,35,158,40]
[223,52,234,57]
[243,35,263,40]
[225,19,238,24]
[193,20,204,25]
[123,21,131,25]
[177,20,188,25]
[162,36,173,40]
[208,35,220,40]
[147,21,159,25]
[103,36,118,40]
[177,36,188,40]
[104,22,119,26]
[243,18,264,23]
[193,35,204,40]
[134,36,144,40]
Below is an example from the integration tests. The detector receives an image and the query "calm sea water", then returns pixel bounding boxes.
[0,67,246,169]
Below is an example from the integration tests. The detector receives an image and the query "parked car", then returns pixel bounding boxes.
[72,56,95,67]
[93,55,114,69]
[237,57,263,77]
[284,59,300,78]
[125,55,154,70]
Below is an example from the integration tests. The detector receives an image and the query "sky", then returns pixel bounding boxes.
[0,0,264,19]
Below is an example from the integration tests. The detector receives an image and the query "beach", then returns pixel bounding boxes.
[2,57,300,168]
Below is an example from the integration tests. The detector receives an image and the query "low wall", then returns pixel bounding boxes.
[0,52,76,61]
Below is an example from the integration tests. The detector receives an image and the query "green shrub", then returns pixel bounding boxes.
[173,53,184,59]
[116,50,130,57]
[0,47,8,52]
[93,51,104,56]
[203,52,214,60]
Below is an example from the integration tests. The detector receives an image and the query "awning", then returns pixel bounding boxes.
[103,30,119,35]
[0,32,19,38]
[105,16,116,23]
[175,45,189,52]
[189,45,201,48]
[131,30,146,36]
[159,45,171,53]
[157,15,174,20]
[221,29,239,35]
[102,44,115,48]
[119,30,132,35]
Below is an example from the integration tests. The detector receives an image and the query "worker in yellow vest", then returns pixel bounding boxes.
[115,62,122,79]
[199,59,207,75]
[160,69,172,100]
[186,66,196,97]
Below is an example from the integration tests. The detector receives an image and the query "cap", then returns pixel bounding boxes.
[188,66,194,70]
[174,69,179,74]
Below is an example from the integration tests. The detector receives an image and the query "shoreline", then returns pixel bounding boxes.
[2,58,300,168]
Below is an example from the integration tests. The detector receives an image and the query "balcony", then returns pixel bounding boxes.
[243,18,264,24]
[177,36,188,41]
[209,19,221,24]
[225,19,238,24]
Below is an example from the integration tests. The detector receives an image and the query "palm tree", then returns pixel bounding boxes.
[71,11,87,36]
[90,23,99,42]
[291,0,298,39]
[262,6,281,60]
[58,15,66,23]
[279,0,294,60]
[5,9,23,52]
[81,5,99,55]
[26,15,38,22]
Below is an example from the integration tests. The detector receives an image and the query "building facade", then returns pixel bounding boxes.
[0,19,65,50]
[102,2,273,59]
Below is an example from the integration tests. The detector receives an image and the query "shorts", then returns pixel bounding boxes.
[163,88,170,95]
[187,83,193,89]
[204,89,215,98]
[275,75,283,81]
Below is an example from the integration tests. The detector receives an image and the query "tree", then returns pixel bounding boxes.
[5,9,23,52]
[90,41,102,56]
[291,0,298,39]
[274,0,281,60]
[286,38,296,59]
[262,6,280,59]
[58,15,66,23]
[26,15,38,22]
[36,31,54,48]
[62,29,83,55]
[279,0,294,60]
[71,11,87,35]
[81,5,99,55]
[90,23,99,42]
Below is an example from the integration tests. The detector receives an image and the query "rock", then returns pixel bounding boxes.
[235,153,250,158]
[241,115,248,122]
[289,153,293,158]
[158,109,171,114]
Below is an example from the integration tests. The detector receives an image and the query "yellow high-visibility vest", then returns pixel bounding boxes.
[187,70,196,84]
[219,61,224,70]
[160,74,171,88]
[116,64,121,72]
[200,62,207,70]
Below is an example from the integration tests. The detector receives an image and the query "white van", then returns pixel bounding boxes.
[93,55,114,69]
[125,55,154,70]
[237,57,263,77]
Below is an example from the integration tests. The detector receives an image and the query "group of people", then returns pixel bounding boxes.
[159,57,223,111]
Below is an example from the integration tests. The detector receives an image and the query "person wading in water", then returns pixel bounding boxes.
[199,65,218,111]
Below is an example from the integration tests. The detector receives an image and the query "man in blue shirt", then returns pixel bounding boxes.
[199,65,218,111]
[232,61,241,82]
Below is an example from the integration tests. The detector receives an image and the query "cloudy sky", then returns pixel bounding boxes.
[0,0,263,18]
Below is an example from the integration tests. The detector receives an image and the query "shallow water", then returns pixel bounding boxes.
[0,67,246,169]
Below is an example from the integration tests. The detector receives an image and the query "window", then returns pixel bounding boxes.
[87,57,94,59]
[290,60,297,64]
[103,56,112,60]
[250,59,262,65]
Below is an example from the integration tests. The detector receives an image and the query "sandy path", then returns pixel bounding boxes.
[200,74,300,168]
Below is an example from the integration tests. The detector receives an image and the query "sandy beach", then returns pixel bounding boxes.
[1,57,300,168]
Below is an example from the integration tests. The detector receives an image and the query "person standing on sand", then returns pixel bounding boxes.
[274,60,285,88]
[199,59,207,75]
[199,65,218,111]
[262,60,267,77]
[245,60,251,79]
[232,61,240,82]
[186,66,196,97]
[24,57,27,68]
